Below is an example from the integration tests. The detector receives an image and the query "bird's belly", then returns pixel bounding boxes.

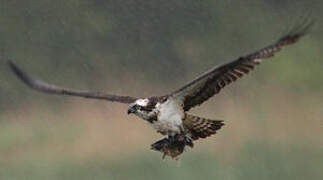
[151,118,182,135]
[152,100,183,135]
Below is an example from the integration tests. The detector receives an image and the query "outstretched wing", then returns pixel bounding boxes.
[169,18,314,111]
[8,61,138,104]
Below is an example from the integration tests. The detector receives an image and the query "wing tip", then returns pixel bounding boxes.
[8,60,22,79]
[8,61,34,88]
[279,16,315,45]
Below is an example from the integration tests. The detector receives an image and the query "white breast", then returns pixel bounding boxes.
[152,99,184,136]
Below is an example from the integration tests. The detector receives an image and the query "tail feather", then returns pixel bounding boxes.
[183,114,224,140]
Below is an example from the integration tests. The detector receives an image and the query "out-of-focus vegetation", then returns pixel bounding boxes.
[0,0,322,179]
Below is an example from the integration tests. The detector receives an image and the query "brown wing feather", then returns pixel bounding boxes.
[8,61,138,104]
[170,18,314,111]
[183,114,224,140]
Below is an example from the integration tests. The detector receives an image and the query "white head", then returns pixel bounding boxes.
[127,98,154,120]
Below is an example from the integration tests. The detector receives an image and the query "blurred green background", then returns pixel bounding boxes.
[0,0,323,179]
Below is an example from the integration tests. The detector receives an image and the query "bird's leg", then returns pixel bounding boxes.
[168,135,176,144]
[173,133,194,148]
[184,135,194,148]
[176,126,194,147]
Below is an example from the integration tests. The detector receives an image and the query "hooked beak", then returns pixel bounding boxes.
[127,107,136,114]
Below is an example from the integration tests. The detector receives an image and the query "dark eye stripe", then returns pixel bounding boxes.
[134,104,153,112]
[141,106,152,112]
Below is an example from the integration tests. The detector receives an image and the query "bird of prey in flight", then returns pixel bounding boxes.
[9,18,313,159]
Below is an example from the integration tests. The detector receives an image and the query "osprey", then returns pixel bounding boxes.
[9,19,313,159]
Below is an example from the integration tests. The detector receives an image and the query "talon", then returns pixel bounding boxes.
[184,135,194,148]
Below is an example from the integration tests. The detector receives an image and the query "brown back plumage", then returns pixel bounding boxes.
[183,114,224,140]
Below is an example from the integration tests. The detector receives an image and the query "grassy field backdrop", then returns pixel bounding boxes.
[0,0,323,179]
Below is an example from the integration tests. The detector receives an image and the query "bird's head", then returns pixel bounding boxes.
[127,98,154,119]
